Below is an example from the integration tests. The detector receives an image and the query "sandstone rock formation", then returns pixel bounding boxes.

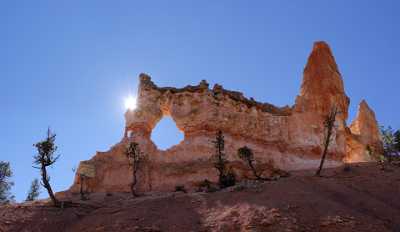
[345,100,383,162]
[69,41,382,194]
[292,41,350,161]
[294,42,350,118]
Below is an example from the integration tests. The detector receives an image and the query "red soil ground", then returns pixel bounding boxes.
[1,163,400,232]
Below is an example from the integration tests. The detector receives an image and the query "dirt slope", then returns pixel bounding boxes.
[1,163,400,232]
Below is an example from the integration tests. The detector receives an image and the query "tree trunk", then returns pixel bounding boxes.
[248,160,270,181]
[131,163,138,197]
[316,130,332,177]
[41,165,59,207]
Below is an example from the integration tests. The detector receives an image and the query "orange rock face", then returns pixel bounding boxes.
[295,42,350,119]
[69,41,382,194]
[345,100,383,162]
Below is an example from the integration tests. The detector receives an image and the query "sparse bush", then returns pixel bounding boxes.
[197,179,218,193]
[211,131,228,185]
[381,126,400,163]
[211,131,236,188]
[33,128,60,207]
[200,179,211,189]
[26,178,40,202]
[379,155,387,171]
[238,146,270,181]
[0,161,14,204]
[125,141,145,197]
[175,185,187,193]
[381,126,396,159]
[395,130,400,152]
[219,168,236,188]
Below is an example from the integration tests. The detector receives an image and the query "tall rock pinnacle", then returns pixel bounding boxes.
[350,100,382,150]
[345,100,383,162]
[294,41,350,121]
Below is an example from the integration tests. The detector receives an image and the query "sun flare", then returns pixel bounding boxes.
[124,96,137,111]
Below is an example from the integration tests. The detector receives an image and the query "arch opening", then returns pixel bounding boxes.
[151,116,184,150]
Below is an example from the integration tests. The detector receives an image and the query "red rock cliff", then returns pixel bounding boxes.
[68,42,382,194]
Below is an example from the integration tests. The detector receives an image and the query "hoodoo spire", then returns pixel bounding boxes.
[295,41,350,121]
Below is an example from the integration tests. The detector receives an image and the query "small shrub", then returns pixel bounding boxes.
[379,155,387,170]
[237,146,269,181]
[219,169,236,188]
[210,131,237,189]
[26,179,40,202]
[200,179,211,189]
[197,179,218,193]
[175,185,187,193]
[125,141,146,197]
[0,161,14,204]
[211,131,229,188]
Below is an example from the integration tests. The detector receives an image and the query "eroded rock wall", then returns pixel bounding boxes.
[69,41,382,194]
[345,100,383,162]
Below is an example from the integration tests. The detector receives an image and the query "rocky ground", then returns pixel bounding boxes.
[1,163,400,232]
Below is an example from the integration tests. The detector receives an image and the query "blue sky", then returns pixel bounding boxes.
[1,1,399,201]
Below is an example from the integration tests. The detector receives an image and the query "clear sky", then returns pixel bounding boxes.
[1,1,399,201]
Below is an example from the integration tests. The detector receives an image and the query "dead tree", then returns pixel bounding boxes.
[315,107,338,177]
[125,141,144,197]
[238,146,269,181]
[33,128,60,207]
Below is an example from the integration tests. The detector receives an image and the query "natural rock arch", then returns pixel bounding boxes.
[69,41,383,194]
[151,116,184,151]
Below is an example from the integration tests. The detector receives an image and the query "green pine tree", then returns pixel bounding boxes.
[33,128,60,207]
[26,178,40,202]
[394,130,400,152]
[0,161,14,204]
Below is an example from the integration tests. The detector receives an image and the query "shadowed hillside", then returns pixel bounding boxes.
[1,163,400,232]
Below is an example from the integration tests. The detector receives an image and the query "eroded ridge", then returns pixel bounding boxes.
[69,41,383,194]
